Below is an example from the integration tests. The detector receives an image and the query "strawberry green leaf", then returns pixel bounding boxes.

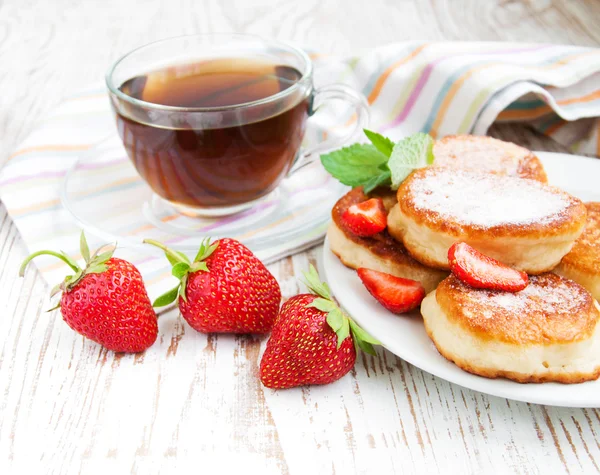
[50,282,63,298]
[143,239,190,265]
[61,269,83,291]
[80,231,90,264]
[174,251,191,265]
[59,251,81,273]
[348,318,381,345]
[194,238,219,263]
[172,262,190,279]
[348,318,380,356]
[364,129,394,158]
[190,261,209,273]
[336,316,350,349]
[179,274,189,302]
[46,302,61,313]
[325,307,344,332]
[354,337,377,356]
[165,252,180,266]
[153,285,180,307]
[86,264,107,275]
[302,264,332,300]
[206,242,218,257]
[88,243,116,264]
[308,297,338,313]
[95,250,114,265]
[322,281,333,298]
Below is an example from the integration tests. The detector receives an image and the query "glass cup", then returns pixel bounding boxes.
[106,34,369,217]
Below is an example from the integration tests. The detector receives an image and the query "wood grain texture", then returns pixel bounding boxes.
[2,0,600,473]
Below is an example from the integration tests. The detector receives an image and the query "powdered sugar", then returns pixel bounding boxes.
[470,275,585,315]
[408,168,570,227]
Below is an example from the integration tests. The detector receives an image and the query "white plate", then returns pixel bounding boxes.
[322,151,600,408]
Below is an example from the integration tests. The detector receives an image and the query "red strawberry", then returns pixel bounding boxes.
[260,265,380,389]
[448,242,529,292]
[357,268,425,313]
[19,232,157,353]
[145,238,281,333]
[341,197,387,236]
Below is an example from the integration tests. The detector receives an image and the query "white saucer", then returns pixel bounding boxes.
[60,134,346,254]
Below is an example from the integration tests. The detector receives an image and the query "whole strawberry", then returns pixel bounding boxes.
[260,265,380,389]
[145,238,281,333]
[19,232,157,353]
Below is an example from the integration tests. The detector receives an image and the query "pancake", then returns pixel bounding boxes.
[328,187,447,293]
[433,135,547,182]
[555,202,600,300]
[388,167,587,274]
[370,187,398,212]
[421,274,600,383]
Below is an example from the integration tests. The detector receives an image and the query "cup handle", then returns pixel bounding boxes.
[287,84,370,175]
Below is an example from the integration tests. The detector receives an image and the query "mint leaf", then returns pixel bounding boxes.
[387,133,434,188]
[362,170,391,194]
[321,144,388,188]
[364,129,394,157]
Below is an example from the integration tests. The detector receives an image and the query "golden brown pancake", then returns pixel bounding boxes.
[388,167,587,274]
[421,274,600,383]
[433,135,547,182]
[555,202,600,300]
[328,187,447,293]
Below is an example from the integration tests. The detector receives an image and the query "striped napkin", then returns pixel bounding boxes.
[3,41,600,297]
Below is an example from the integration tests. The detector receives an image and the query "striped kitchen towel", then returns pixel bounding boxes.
[2,41,600,297]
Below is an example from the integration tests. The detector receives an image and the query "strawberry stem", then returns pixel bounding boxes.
[143,239,190,265]
[19,250,81,277]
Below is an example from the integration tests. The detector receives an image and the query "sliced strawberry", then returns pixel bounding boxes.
[448,242,528,292]
[357,268,426,314]
[341,198,387,236]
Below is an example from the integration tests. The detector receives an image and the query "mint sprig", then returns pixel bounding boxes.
[302,264,380,355]
[320,143,390,193]
[363,129,394,157]
[320,129,435,193]
[387,133,434,188]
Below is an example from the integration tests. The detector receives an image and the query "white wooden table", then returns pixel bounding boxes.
[2,1,600,473]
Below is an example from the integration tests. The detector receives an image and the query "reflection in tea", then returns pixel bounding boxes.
[116,58,309,208]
